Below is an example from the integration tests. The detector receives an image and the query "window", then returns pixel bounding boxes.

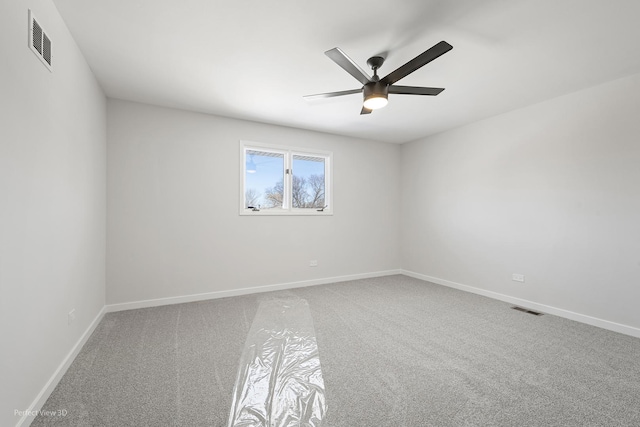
[240,141,332,215]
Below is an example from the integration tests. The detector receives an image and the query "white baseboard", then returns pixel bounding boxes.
[16,306,107,427]
[106,269,402,313]
[401,270,640,339]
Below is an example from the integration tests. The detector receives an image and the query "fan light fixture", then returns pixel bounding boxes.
[363,93,388,110]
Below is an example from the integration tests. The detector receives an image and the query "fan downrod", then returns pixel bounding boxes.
[367,56,385,80]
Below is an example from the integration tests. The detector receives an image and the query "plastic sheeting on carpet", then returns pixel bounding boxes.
[228,297,326,427]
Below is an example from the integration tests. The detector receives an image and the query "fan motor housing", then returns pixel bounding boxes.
[363,81,388,99]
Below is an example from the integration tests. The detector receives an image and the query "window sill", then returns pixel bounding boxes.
[239,209,333,216]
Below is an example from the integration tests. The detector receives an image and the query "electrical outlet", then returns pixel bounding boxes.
[309,260,318,267]
[512,274,525,283]
[68,309,76,325]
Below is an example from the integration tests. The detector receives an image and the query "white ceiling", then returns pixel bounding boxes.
[53,0,640,144]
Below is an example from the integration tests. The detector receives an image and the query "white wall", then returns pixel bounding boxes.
[107,99,400,305]
[401,72,640,332]
[0,1,106,425]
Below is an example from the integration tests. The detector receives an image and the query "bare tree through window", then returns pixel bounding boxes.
[265,174,324,209]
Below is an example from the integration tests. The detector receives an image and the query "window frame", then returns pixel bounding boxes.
[239,140,333,216]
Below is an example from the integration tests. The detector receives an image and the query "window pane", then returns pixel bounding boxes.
[292,155,325,209]
[245,150,284,209]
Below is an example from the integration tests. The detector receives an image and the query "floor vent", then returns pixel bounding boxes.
[28,9,52,71]
[511,306,543,316]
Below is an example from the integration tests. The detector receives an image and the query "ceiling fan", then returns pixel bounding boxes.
[304,41,453,115]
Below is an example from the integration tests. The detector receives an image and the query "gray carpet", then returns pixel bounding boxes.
[32,275,640,426]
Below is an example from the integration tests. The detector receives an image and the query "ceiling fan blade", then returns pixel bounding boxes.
[303,89,362,101]
[381,41,453,85]
[388,86,445,96]
[325,48,371,86]
[360,106,372,115]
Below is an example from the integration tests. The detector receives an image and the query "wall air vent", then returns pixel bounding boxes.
[28,9,52,71]
[512,306,544,316]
